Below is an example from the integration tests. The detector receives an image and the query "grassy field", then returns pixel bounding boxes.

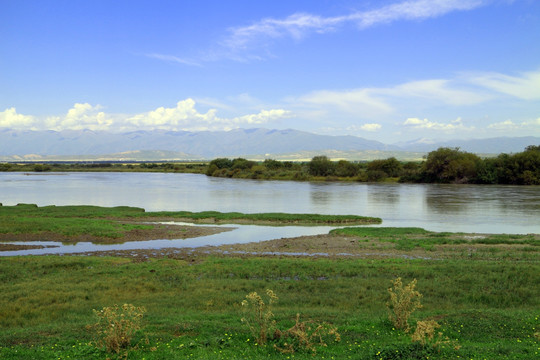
[0,207,538,359]
[0,253,538,359]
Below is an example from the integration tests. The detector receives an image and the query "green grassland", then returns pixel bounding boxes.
[0,254,538,359]
[0,206,539,359]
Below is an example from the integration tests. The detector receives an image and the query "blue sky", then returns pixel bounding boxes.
[1,0,539,143]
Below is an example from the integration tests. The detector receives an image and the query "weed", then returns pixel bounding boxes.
[387,277,423,332]
[411,319,459,351]
[273,313,340,354]
[240,289,278,345]
[90,304,146,356]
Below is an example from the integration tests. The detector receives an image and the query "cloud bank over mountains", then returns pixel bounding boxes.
[0,100,292,133]
[2,68,539,141]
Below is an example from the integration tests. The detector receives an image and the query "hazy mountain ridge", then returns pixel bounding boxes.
[0,128,537,161]
[0,128,398,158]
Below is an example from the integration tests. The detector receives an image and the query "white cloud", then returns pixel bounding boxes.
[1,100,293,132]
[232,109,292,126]
[403,117,475,131]
[0,107,36,129]
[126,99,292,131]
[45,103,113,131]
[469,69,540,100]
[487,119,518,130]
[223,0,487,53]
[348,123,382,132]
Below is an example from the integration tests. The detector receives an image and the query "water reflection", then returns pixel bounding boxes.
[367,184,400,205]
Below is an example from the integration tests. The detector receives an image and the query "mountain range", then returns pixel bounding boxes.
[0,128,538,161]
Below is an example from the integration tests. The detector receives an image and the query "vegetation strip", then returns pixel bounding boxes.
[0,204,381,245]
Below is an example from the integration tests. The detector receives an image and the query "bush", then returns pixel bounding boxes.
[308,156,335,176]
[387,278,423,332]
[90,304,146,355]
[273,313,340,354]
[241,290,278,345]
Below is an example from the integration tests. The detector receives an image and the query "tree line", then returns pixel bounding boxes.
[206,145,540,185]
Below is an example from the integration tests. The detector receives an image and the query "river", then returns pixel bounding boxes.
[1,172,538,234]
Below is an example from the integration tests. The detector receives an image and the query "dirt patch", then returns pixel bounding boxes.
[208,233,435,259]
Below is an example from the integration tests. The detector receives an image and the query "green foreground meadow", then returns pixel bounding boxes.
[0,206,539,359]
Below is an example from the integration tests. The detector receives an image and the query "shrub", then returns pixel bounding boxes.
[387,277,422,332]
[241,289,278,345]
[241,290,340,354]
[308,156,335,176]
[273,313,340,354]
[90,304,146,355]
[411,319,460,351]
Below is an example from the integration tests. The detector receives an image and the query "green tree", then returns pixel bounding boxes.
[421,147,481,183]
[308,156,335,177]
[335,160,359,177]
[367,157,403,178]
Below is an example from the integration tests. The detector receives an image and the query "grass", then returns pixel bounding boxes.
[0,208,538,358]
[0,253,539,359]
[0,204,381,243]
[147,210,381,225]
[332,227,540,252]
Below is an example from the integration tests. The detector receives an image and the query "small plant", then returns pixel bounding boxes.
[387,277,423,332]
[241,289,278,345]
[273,313,341,354]
[91,303,146,355]
[411,319,461,351]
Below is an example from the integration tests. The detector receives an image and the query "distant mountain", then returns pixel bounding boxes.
[0,128,398,158]
[0,128,537,161]
[396,136,539,154]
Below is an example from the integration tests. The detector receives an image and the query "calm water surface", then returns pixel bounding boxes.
[1,172,539,235]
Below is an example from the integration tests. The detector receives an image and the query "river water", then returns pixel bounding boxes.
[1,172,538,234]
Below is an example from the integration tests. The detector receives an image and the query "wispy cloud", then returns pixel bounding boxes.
[223,0,487,54]
[145,53,202,67]
[469,69,540,100]
[381,79,491,105]
[148,0,491,65]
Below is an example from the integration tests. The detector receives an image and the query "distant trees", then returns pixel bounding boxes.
[204,145,540,185]
[415,146,540,184]
[476,146,540,185]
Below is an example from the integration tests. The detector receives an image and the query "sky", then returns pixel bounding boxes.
[1,0,540,144]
